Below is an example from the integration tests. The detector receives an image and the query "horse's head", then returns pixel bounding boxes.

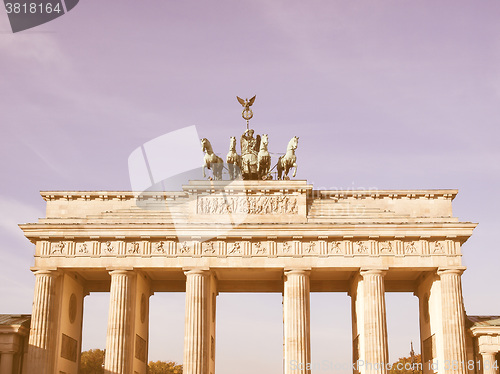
[229,136,236,149]
[288,136,299,150]
[261,134,268,145]
[201,138,209,152]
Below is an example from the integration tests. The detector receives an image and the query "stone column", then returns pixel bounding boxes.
[0,352,14,374]
[481,352,499,374]
[26,270,58,374]
[360,269,389,374]
[437,268,467,374]
[184,269,210,374]
[283,269,311,374]
[104,270,134,374]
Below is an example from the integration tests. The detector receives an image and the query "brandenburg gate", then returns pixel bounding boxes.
[19,98,478,374]
[20,180,476,374]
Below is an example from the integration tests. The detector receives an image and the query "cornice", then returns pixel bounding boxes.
[39,188,459,202]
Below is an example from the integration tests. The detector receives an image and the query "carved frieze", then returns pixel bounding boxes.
[203,241,216,254]
[304,241,316,254]
[102,241,115,254]
[379,242,393,254]
[179,241,191,254]
[51,241,65,255]
[405,241,417,254]
[197,195,298,215]
[433,242,444,254]
[77,243,88,254]
[254,242,266,255]
[282,241,292,254]
[355,241,368,254]
[154,241,166,253]
[39,238,457,259]
[330,241,342,254]
[128,242,140,254]
[228,242,242,255]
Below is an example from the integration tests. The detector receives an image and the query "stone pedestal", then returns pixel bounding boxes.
[26,270,58,374]
[438,268,467,374]
[183,269,217,374]
[283,269,311,374]
[105,270,133,374]
[0,352,14,374]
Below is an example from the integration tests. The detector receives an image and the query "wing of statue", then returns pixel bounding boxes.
[249,95,256,106]
[237,96,245,106]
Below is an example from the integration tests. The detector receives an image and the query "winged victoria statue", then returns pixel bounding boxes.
[201,95,299,181]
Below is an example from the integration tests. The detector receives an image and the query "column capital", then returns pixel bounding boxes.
[32,269,59,276]
[108,269,134,277]
[183,268,211,276]
[437,267,466,276]
[360,268,388,277]
[479,348,499,355]
[284,268,311,276]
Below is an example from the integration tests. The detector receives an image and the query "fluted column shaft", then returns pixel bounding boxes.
[184,270,209,374]
[0,352,14,374]
[481,352,499,374]
[26,270,58,374]
[284,270,311,374]
[105,270,133,374]
[361,269,389,374]
[438,268,467,374]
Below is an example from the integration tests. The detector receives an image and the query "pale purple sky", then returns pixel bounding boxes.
[1,1,500,373]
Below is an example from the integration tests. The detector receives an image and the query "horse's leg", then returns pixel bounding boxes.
[292,162,297,177]
[203,163,207,178]
[218,164,223,180]
[228,163,234,180]
[236,159,241,178]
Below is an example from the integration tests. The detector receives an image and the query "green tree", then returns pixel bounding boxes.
[388,354,423,374]
[79,349,104,374]
[147,360,183,374]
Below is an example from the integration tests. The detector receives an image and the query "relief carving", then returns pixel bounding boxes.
[128,242,140,254]
[77,243,88,254]
[380,242,393,254]
[433,242,444,254]
[282,241,291,253]
[330,241,342,254]
[197,196,298,215]
[179,241,190,254]
[154,241,165,253]
[79,238,441,258]
[305,241,316,254]
[228,242,241,254]
[254,242,266,254]
[60,334,78,362]
[204,242,216,254]
[405,241,416,254]
[103,241,115,253]
[355,241,368,254]
[51,241,65,254]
